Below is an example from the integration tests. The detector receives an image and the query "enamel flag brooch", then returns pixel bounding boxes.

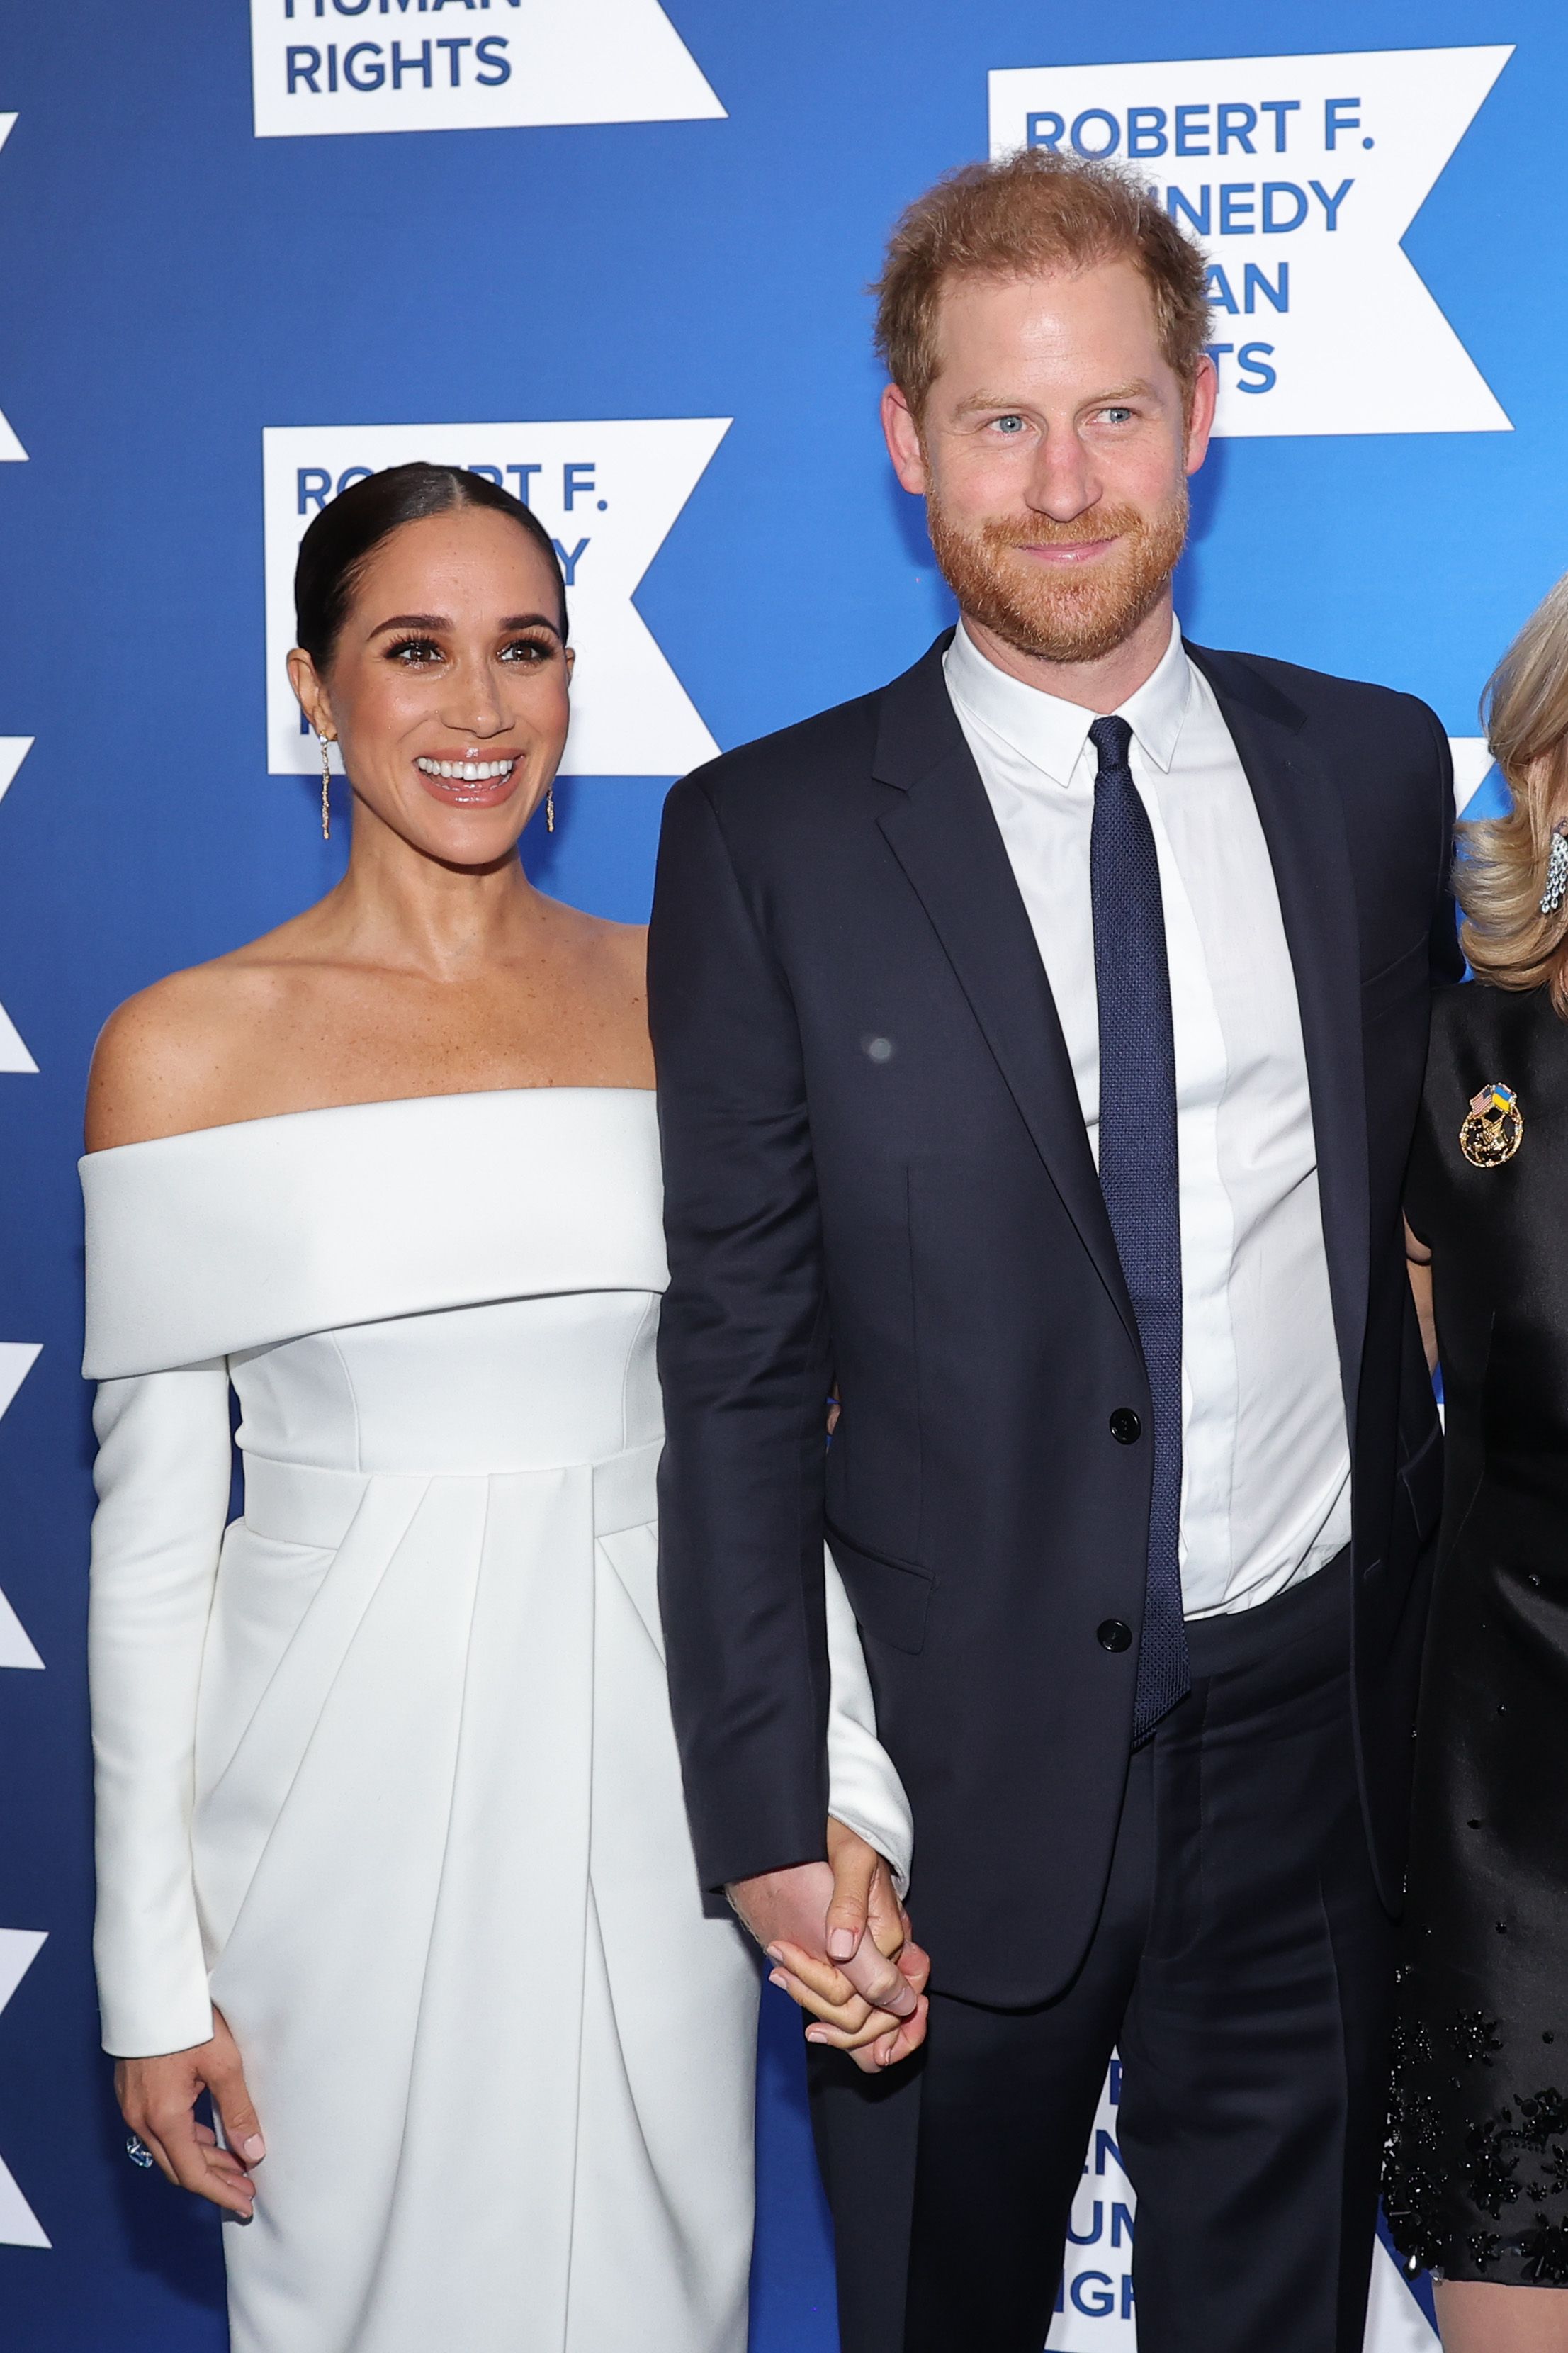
[1460,1082,1523,1169]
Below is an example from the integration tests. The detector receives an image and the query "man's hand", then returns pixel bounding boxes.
[729,1818,930,2072]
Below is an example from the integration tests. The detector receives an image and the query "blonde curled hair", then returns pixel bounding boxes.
[1459,570,1568,1016]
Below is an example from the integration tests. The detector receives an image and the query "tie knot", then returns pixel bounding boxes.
[1088,714,1134,775]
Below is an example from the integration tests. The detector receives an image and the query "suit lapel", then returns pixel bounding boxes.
[872,636,1374,1413]
[873,644,1139,1349]
[1186,644,1370,1433]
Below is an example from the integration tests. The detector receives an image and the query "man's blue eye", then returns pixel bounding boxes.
[995,416,1025,433]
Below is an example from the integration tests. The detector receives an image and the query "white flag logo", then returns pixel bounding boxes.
[251,0,724,139]
[262,420,730,780]
[0,118,25,461]
[0,743,36,1073]
[0,1344,43,1670]
[1045,2062,1436,2347]
[989,47,1512,437]
[0,1931,49,2247]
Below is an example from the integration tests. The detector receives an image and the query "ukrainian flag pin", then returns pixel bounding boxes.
[1460,1082,1523,1169]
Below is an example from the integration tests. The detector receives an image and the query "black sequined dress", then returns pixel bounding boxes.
[1386,981,1568,2286]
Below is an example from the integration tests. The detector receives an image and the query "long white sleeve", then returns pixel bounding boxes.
[88,1362,232,2056]
[823,1548,913,1897]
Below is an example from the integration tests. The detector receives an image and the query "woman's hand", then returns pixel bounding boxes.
[114,2007,264,2220]
[768,1926,930,2072]
[765,1823,932,2072]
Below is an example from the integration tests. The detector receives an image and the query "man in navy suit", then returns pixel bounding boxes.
[650,150,1457,2352]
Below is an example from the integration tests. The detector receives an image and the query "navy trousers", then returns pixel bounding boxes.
[809,1555,1395,2353]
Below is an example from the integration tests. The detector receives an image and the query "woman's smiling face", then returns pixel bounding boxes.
[291,502,572,868]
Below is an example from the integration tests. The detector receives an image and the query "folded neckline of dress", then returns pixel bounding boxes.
[79,1088,670,1379]
[79,1082,658,1166]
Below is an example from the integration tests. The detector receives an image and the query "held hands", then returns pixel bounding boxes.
[729,1818,930,2074]
[115,2006,264,2220]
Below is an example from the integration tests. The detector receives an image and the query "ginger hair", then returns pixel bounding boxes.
[873,148,1211,414]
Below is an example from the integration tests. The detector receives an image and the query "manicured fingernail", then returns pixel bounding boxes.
[764,1945,784,1965]
[240,2135,266,2164]
[805,2028,828,2043]
[768,1970,788,1991]
[828,1928,856,1960]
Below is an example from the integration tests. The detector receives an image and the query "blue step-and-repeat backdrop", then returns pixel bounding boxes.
[0,3,1555,2345]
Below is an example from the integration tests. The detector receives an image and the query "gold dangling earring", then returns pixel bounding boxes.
[318,729,334,841]
[546,783,555,835]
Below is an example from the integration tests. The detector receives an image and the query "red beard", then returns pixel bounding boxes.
[926,488,1189,664]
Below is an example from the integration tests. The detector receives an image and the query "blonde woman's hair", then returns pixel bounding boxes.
[1459,570,1568,1015]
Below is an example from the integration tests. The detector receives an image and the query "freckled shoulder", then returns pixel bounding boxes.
[553,911,650,1080]
[602,916,649,996]
[84,959,294,1152]
[539,897,646,984]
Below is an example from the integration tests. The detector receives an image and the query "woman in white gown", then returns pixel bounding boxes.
[81,463,921,2353]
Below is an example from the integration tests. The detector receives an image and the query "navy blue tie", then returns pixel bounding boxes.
[1088,714,1190,1743]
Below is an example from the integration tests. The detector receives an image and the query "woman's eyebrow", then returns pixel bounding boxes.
[368,612,449,637]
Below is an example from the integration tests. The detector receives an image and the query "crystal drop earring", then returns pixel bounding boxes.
[546,783,555,834]
[1540,824,1568,916]
[318,730,333,841]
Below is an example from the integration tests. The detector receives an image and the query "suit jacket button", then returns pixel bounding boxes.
[1109,1408,1142,1444]
[1098,1619,1133,1653]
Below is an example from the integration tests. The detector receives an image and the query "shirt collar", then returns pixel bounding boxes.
[944,610,1192,785]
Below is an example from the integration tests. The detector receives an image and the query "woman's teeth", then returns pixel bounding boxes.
[415,757,516,782]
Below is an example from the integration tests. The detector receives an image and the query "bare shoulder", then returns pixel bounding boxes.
[597,914,649,992]
[84,940,303,1152]
[580,913,650,1035]
[538,898,646,985]
[526,902,650,1084]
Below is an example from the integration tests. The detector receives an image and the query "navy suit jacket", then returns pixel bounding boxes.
[649,631,1459,2007]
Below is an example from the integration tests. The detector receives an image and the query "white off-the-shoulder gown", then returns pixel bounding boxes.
[81,1087,910,2353]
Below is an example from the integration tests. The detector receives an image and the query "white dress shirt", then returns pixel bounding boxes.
[944,615,1351,1618]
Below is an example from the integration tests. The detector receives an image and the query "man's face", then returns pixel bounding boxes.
[883,257,1215,666]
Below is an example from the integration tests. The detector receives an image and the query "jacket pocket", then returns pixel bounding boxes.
[825,1522,935,1656]
[1360,935,1428,1022]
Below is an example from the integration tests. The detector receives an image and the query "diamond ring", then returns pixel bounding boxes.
[125,2132,154,2170]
